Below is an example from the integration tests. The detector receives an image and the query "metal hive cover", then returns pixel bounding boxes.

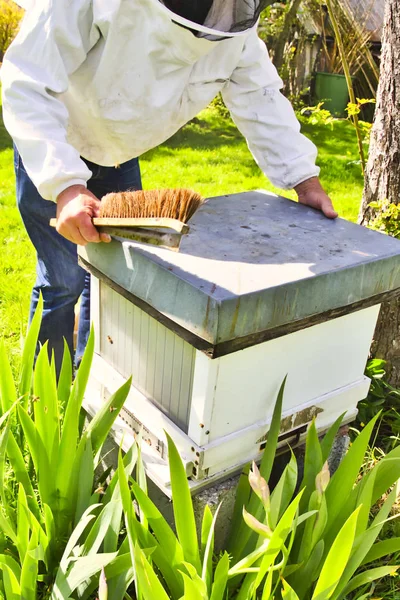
[79,191,400,355]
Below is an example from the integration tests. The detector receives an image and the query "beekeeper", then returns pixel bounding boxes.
[1,0,337,371]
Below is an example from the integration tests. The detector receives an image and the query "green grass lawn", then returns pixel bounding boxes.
[0,103,365,364]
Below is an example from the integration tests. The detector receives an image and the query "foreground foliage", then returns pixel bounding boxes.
[0,305,399,598]
[0,299,136,598]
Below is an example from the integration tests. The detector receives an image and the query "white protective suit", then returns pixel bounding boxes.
[1,0,320,202]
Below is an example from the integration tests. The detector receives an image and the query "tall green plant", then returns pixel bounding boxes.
[228,394,400,599]
[1,303,399,599]
[0,299,139,598]
[118,382,400,599]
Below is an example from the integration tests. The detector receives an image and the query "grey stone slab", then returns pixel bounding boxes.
[79,191,400,346]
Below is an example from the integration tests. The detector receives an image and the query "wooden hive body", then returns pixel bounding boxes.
[79,192,400,492]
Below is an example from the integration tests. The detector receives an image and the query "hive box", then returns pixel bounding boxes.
[79,192,400,493]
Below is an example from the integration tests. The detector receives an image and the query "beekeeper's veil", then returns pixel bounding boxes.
[161,0,275,36]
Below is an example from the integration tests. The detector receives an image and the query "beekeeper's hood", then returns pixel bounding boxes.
[159,0,273,39]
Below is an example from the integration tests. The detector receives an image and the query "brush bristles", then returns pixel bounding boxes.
[99,188,204,223]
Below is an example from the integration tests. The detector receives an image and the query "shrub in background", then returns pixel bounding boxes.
[0,0,23,62]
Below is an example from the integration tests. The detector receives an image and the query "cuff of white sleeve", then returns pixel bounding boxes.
[49,179,89,203]
[283,167,321,191]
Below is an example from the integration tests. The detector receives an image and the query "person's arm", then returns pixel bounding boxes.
[1,0,109,243]
[222,31,337,219]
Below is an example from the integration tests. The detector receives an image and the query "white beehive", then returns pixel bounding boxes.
[79,192,400,492]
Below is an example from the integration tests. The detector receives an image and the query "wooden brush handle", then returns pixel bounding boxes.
[49,217,189,234]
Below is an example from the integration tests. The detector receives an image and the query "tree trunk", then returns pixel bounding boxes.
[272,0,303,73]
[359,0,400,224]
[359,0,400,386]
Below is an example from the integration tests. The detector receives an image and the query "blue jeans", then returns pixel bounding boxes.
[15,149,142,373]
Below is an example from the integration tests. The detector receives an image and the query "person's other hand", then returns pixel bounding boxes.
[56,185,111,245]
[294,177,338,219]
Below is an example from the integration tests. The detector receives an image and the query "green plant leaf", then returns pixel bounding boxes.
[0,417,12,517]
[103,541,135,600]
[201,504,213,558]
[130,479,184,598]
[227,464,251,552]
[310,494,328,553]
[259,377,287,484]
[57,327,95,502]
[17,484,30,563]
[74,501,122,600]
[0,337,17,413]
[282,579,300,599]
[312,507,361,600]
[254,490,305,589]
[17,404,39,471]
[59,504,101,572]
[0,554,21,581]
[17,404,53,507]
[0,506,18,546]
[297,491,322,565]
[354,463,378,537]
[320,414,346,464]
[6,431,40,517]
[229,377,286,561]
[81,376,132,457]
[135,442,149,529]
[299,420,323,513]
[57,339,73,410]
[324,413,380,536]
[33,343,60,459]
[341,566,400,596]
[104,444,138,553]
[130,479,183,561]
[20,527,39,600]
[0,562,22,599]
[82,501,119,557]
[369,446,400,504]
[117,449,142,600]
[201,504,214,593]
[180,569,208,599]
[287,539,324,598]
[44,503,56,569]
[166,431,201,574]
[233,491,304,600]
[270,450,298,528]
[53,552,118,600]
[202,503,222,589]
[19,294,43,407]
[75,436,94,524]
[330,485,398,600]
[261,568,274,600]
[134,543,170,600]
[362,537,400,565]
[210,552,230,600]
[103,442,138,504]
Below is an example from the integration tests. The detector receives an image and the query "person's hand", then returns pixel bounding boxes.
[56,185,111,245]
[294,177,338,219]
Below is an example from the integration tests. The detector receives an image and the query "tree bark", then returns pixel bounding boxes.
[359,0,400,224]
[359,0,400,386]
[272,0,303,73]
